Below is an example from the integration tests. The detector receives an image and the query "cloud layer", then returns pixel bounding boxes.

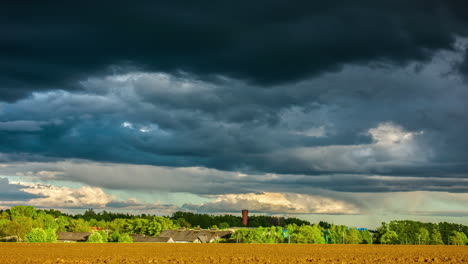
[1,48,467,179]
[1,2,467,221]
[1,1,468,101]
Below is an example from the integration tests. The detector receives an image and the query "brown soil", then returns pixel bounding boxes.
[0,243,466,264]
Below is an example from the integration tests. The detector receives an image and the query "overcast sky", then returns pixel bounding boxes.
[1,1,468,228]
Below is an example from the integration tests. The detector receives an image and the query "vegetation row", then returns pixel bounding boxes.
[0,206,466,245]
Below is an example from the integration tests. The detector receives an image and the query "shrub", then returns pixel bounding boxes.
[25,228,47,242]
[45,229,57,242]
[109,231,120,242]
[219,222,230,229]
[87,232,104,243]
[109,231,133,243]
[118,233,133,243]
[97,230,108,242]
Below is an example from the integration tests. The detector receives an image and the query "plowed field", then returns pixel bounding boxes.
[0,244,466,264]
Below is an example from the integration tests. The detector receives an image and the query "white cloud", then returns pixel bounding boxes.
[183,192,360,215]
[13,182,115,208]
[368,122,422,145]
[276,121,428,173]
[122,121,133,129]
[0,179,182,214]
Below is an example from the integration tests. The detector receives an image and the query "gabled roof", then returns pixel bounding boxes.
[57,232,91,242]
[159,229,232,242]
[197,235,211,243]
[131,236,174,243]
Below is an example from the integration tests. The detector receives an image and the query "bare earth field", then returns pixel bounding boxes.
[0,244,466,264]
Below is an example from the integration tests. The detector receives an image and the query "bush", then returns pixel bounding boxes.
[118,233,133,243]
[25,228,47,242]
[87,232,104,243]
[109,231,120,242]
[109,231,133,243]
[97,231,108,242]
[219,222,230,229]
[45,229,57,242]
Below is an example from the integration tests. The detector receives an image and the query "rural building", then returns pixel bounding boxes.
[90,226,105,232]
[0,236,19,242]
[57,232,91,242]
[158,229,232,243]
[131,235,174,243]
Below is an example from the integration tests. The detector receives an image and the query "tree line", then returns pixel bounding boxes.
[0,206,467,245]
[374,220,468,245]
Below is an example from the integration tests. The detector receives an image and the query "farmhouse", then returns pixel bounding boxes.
[57,232,91,242]
[131,235,174,243]
[158,229,232,243]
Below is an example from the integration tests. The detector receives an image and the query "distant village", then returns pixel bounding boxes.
[1,206,467,245]
[58,210,250,243]
[58,228,234,243]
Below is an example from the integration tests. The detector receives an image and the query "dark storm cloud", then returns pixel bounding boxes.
[1,1,468,200]
[460,47,468,79]
[1,0,468,101]
[0,50,467,181]
[0,178,44,201]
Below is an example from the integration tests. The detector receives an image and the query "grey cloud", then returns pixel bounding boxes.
[0,51,467,178]
[0,120,47,131]
[1,1,468,101]
[459,45,468,79]
[106,200,178,211]
[2,162,468,218]
[0,43,466,196]
[0,178,44,201]
[405,211,468,217]
[1,162,467,197]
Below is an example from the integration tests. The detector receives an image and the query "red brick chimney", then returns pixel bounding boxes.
[242,209,248,226]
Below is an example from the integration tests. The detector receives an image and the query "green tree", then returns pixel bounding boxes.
[45,228,57,242]
[97,230,108,242]
[9,206,37,219]
[360,230,373,244]
[219,222,230,229]
[318,221,331,229]
[290,225,325,244]
[25,228,47,242]
[328,225,347,244]
[417,227,430,245]
[0,211,9,220]
[449,231,468,245]
[110,219,132,234]
[109,231,121,242]
[0,218,11,237]
[430,230,444,245]
[231,229,263,243]
[87,232,104,243]
[56,216,69,232]
[345,228,362,244]
[6,217,32,240]
[381,230,399,244]
[109,231,133,242]
[118,233,133,243]
[130,218,148,235]
[176,218,192,228]
[43,214,59,230]
[146,216,175,236]
[69,219,91,232]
